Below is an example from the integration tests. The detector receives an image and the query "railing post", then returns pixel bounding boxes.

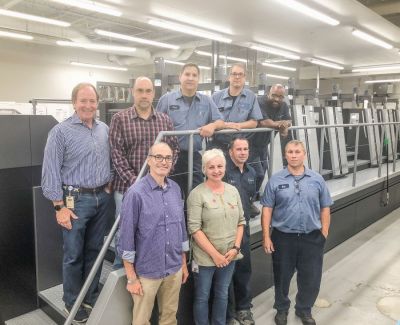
[268,130,275,178]
[319,125,325,173]
[393,124,399,172]
[188,134,194,193]
[352,126,360,187]
[378,125,386,178]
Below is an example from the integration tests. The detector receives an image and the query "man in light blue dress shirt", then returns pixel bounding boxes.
[42,83,113,323]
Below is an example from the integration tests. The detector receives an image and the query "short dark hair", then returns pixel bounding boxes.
[181,63,200,75]
[71,82,99,103]
[228,137,249,149]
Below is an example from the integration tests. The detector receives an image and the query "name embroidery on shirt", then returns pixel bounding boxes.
[278,184,289,190]
[169,105,180,111]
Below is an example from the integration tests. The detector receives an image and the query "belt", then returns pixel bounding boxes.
[63,184,107,194]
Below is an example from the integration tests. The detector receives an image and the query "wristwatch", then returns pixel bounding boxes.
[232,245,241,253]
[54,204,65,211]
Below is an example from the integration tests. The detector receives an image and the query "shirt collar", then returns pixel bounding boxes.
[177,89,200,101]
[128,106,156,120]
[145,173,171,190]
[71,112,99,126]
[283,166,312,178]
[226,156,250,173]
[222,87,246,100]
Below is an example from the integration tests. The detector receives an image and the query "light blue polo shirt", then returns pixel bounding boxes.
[261,167,333,233]
[156,90,223,151]
[211,87,263,122]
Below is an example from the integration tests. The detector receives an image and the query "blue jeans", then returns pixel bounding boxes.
[62,189,112,307]
[227,224,252,318]
[112,191,123,269]
[193,262,236,325]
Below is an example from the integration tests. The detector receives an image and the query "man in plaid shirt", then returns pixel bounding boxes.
[109,76,179,268]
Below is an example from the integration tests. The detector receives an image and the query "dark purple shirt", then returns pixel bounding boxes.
[118,174,189,279]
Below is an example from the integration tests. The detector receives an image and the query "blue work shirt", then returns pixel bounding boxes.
[261,167,333,233]
[224,157,257,221]
[156,90,223,151]
[41,113,113,201]
[118,174,189,279]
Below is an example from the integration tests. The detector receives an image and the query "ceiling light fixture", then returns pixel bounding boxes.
[148,19,232,43]
[251,45,300,60]
[266,73,290,80]
[195,50,247,63]
[274,0,339,26]
[0,30,33,40]
[310,58,344,70]
[262,62,296,71]
[0,8,70,27]
[57,40,136,52]
[94,29,179,50]
[365,79,400,84]
[71,61,127,71]
[164,59,210,70]
[352,29,393,49]
[352,64,400,72]
[51,0,121,17]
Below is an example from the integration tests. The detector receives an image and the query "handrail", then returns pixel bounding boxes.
[64,121,400,324]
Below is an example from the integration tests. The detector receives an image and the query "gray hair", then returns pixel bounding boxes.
[202,149,226,174]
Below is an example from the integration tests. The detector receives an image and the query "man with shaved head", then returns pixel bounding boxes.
[109,76,179,268]
[119,142,189,325]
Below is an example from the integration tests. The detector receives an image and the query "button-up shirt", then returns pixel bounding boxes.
[109,106,179,194]
[261,167,333,234]
[118,174,189,279]
[253,96,292,148]
[42,113,112,201]
[224,157,257,221]
[156,90,223,151]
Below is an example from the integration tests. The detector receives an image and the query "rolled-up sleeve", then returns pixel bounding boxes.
[41,126,65,201]
[187,189,204,234]
[118,188,141,263]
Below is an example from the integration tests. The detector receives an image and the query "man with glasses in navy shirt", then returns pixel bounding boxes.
[261,140,333,325]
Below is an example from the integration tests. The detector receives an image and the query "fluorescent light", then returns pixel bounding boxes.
[71,61,127,71]
[310,58,344,70]
[195,50,247,63]
[148,19,232,43]
[262,62,296,71]
[365,79,400,84]
[94,29,179,50]
[0,30,33,40]
[266,73,290,80]
[51,0,121,17]
[352,64,400,72]
[275,0,339,26]
[57,40,136,52]
[352,29,393,49]
[164,59,210,70]
[251,45,300,60]
[0,9,71,27]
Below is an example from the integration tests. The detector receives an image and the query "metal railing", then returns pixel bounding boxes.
[64,121,400,324]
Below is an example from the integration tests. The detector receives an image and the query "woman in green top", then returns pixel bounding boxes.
[188,148,245,325]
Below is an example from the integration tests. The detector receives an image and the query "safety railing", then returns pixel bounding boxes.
[64,121,400,324]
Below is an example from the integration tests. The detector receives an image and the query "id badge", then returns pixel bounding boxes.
[66,196,74,209]
[191,260,199,273]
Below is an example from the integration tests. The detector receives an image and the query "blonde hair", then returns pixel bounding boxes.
[285,140,306,153]
[202,149,226,174]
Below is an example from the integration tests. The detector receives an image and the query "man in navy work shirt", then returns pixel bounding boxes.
[224,137,257,325]
[42,83,113,323]
[252,84,292,191]
[156,63,224,197]
[211,63,263,151]
[261,140,333,325]
[118,142,189,325]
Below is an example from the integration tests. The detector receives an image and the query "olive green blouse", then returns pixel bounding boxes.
[187,182,246,266]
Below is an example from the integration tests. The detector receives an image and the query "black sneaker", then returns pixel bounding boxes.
[82,302,93,314]
[295,312,316,325]
[274,311,288,325]
[64,305,89,323]
[236,309,255,325]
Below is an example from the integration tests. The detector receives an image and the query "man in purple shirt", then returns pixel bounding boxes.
[118,142,189,325]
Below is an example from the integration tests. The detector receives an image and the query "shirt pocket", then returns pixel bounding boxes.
[168,106,187,127]
[195,104,210,127]
[236,102,251,121]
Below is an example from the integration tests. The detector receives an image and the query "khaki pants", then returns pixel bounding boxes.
[132,268,182,325]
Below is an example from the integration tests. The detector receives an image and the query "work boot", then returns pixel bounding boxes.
[64,305,89,323]
[274,310,288,325]
[236,309,255,325]
[295,311,316,325]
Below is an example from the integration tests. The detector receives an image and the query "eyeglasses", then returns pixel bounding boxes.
[149,154,173,163]
[294,180,300,194]
[270,93,285,100]
[230,72,245,78]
